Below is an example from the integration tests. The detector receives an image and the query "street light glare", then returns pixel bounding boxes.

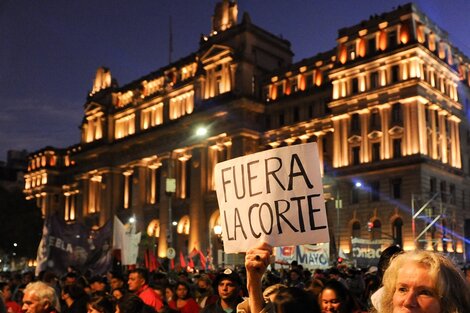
[355,182,362,188]
[129,217,136,224]
[196,127,207,136]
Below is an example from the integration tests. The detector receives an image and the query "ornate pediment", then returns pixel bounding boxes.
[368,130,383,140]
[388,125,404,136]
[348,135,362,144]
[200,44,233,65]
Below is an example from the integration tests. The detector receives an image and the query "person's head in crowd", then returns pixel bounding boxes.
[0,282,13,301]
[127,269,149,293]
[305,278,324,299]
[111,287,127,301]
[379,250,470,313]
[165,285,176,303]
[376,244,403,284]
[42,272,58,288]
[273,287,320,313]
[61,283,88,307]
[64,272,78,286]
[87,295,114,313]
[195,274,213,296]
[313,269,326,281]
[89,276,108,294]
[262,283,287,303]
[328,268,342,281]
[213,268,243,306]
[152,272,169,287]
[288,269,303,282]
[22,281,61,313]
[319,279,358,313]
[109,272,125,291]
[116,294,141,313]
[23,272,35,285]
[176,272,189,282]
[174,281,192,301]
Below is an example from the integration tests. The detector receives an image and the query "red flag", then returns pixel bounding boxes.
[170,258,175,270]
[144,249,150,269]
[179,251,187,268]
[188,256,195,268]
[189,247,198,258]
[198,250,206,269]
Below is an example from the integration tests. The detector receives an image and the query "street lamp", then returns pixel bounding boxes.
[335,192,342,258]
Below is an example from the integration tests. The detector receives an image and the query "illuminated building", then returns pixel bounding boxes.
[24,1,470,264]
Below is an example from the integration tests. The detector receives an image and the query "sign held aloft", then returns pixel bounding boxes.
[214,142,329,253]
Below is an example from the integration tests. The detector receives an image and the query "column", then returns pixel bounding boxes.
[360,111,369,163]
[438,112,448,164]
[157,155,173,257]
[188,145,208,253]
[381,106,390,159]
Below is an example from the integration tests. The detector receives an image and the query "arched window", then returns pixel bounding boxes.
[352,221,361,238]
[392,218,403,247]
[371,219,382,240]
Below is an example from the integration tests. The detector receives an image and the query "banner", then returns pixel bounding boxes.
[35,214,112,275]
[276,243,330,269]
[351,237,392,268]
[113,216,141,265]
[214,142,329,253]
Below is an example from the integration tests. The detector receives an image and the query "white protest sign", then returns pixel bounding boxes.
[214,142,329,253]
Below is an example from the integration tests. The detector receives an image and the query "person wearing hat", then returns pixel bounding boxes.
[201,268,244,313]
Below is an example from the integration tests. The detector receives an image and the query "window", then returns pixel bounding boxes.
[141,103,163,130]
[388,30,397,48]
[293,106,300,122]
[391,103,402,124]
[370,111,381,130]
[440,181,447,202]
[372,142,381,162]
[351,113,360,132]
[393,138,402,158]
[115,114,135,139]
[392,218,403,247]
[279,112,285,126]
[348,44,356,60]
[352,222,361,238]
[351,77,359,94]
[391,65,400,83]
[430,177,437,195]
[391,178,402,199]
[368,37,376,54]
[449,183,456,205]
[352,146,360,165]
[370,71,379,89]
[370,181,380,202]
[371,220,382,240]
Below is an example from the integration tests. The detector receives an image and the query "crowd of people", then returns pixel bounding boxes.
[0,244,468,313]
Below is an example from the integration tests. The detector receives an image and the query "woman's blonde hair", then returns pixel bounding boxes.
[379,250,470,313]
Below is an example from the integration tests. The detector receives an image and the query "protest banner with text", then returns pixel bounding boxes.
[214,142,329,253]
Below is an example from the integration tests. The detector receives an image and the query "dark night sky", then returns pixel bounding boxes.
[1,0,469,161]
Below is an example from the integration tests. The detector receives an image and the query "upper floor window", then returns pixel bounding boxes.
[141,103,163,130]
[370,71,379,89]
[388,30,398,49]
[368,37,376,54]
[115,114,135,139]
[351,113,360,132]
[391,103,402,124]
[169,90,194,120]
[391,65,400,83]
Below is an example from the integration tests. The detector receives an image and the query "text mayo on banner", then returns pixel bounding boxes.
[214,142,329,253]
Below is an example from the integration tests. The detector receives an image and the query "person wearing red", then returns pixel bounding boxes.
[168,281,199,313]
[0,283,21,313]
[127,268,163,312]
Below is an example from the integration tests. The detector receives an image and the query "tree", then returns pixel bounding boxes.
[0,185,43,258]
